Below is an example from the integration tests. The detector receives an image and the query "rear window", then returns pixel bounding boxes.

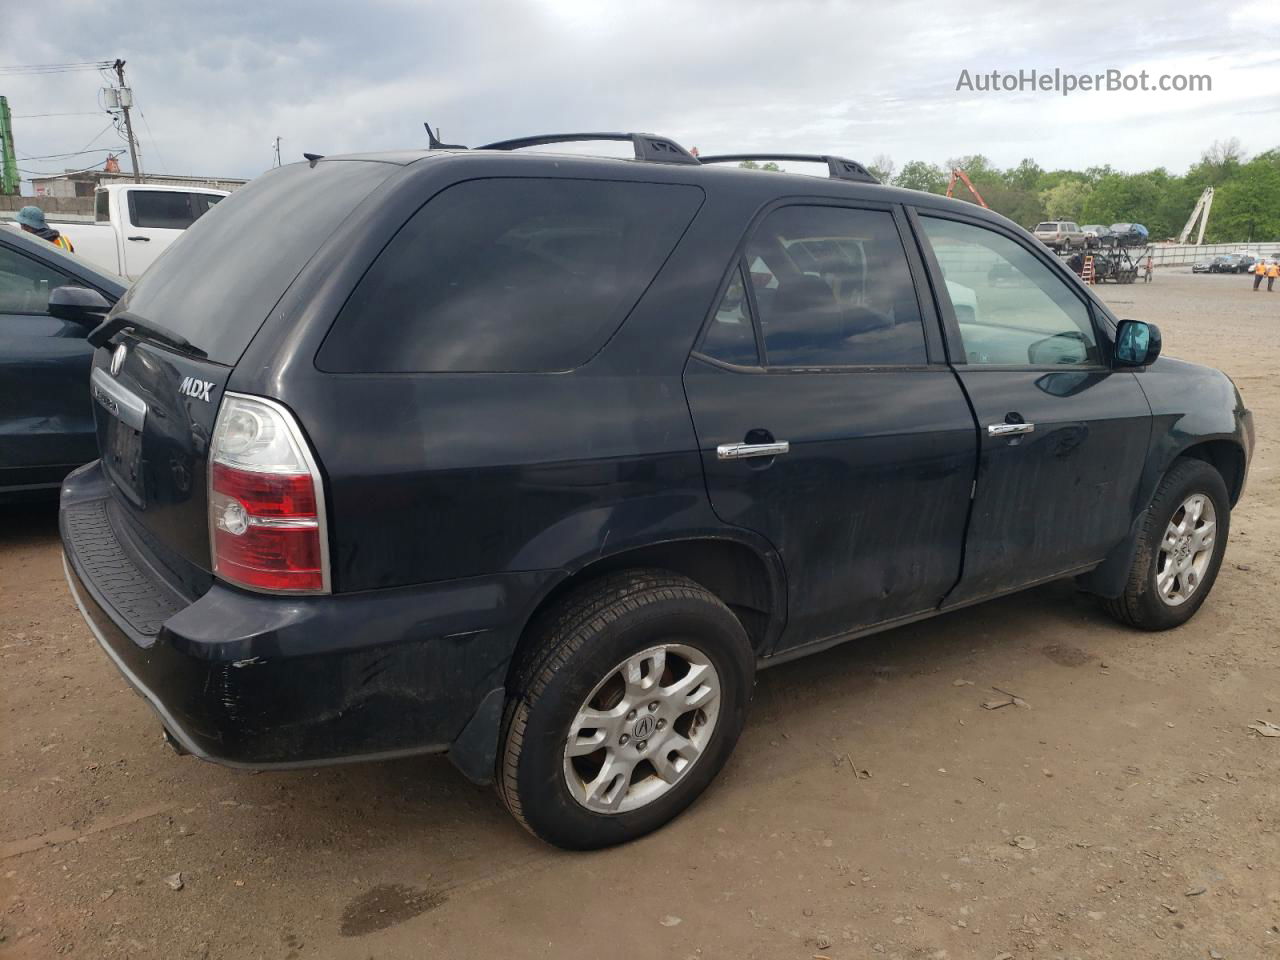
[318,178,704,373]
[115,161,396,365]
[129,190,202,230]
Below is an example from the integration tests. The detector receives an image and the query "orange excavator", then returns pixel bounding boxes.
[945,168,988,208]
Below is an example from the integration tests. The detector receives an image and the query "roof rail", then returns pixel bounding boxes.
[698,153,881,185]
[477,132,699,165]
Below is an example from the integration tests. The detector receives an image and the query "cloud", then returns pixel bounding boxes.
[5,0,1278,188]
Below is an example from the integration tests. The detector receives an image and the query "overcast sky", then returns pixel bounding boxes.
[5,0,1278,188]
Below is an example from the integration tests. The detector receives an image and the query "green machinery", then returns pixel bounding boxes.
[0,97,19,195]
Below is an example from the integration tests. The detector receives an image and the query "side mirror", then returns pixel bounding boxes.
[47,285,112,327]
[1114,319,1162,367]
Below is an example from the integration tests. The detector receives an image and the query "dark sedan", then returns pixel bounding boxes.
[1,224,126,500]
[1080,224,1116,249]
[1109,222,1150,247]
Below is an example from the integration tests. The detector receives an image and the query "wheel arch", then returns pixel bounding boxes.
[511,535,786,677]
[1175,438,1246,506]
[1078,441,1243,599]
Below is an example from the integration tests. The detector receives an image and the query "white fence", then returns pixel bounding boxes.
[1148,241,1280,267]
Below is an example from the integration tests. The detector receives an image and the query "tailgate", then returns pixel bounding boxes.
[90,337,228,587]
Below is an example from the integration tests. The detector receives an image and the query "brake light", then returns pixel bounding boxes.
[208,394,329,593]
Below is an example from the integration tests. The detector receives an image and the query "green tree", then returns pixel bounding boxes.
[867,153,895,184]
[738,160,782,172]
[979,181,1045,227]
[894,160,946,194]
[1006,158,1045,192]
[945,154,998,182]
[1207,156,1280,242]
[1039,180,1092,223]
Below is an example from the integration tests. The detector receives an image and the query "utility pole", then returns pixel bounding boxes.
[273,136,282,168]
[113,58,142,183]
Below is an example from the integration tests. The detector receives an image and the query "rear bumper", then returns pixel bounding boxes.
[60,461,553,780]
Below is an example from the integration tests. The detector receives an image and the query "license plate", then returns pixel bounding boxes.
[105,418,146,506]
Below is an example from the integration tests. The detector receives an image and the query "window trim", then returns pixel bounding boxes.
[0,240,76,317]
[905,205,1113,371]
[689,197,945,374]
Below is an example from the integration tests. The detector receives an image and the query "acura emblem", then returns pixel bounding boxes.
[110,344,127,377]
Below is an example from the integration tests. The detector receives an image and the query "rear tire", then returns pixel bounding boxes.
[497,570,754,849]
[1103,459,1230,630]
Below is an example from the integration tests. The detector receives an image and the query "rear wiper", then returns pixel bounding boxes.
[88,311,207,358]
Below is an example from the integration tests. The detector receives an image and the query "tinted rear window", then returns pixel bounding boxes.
[129,191,201,229]
[318,178,703,373]
[116,161,396,364]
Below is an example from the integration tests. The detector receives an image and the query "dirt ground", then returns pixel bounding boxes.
[2,270,1278,960]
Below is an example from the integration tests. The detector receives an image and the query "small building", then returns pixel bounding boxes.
[31,169,248,198]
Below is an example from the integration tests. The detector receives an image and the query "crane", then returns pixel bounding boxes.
[945,168,988,208]
[1178,186,1214,244]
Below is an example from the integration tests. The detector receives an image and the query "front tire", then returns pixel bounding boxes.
[497,570,754,849]
[1104,459,1230,630]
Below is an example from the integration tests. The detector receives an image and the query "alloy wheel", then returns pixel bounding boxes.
[563,644,721,814]
[1155,493,1217,606]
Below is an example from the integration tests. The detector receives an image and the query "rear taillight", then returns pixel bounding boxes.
[208,394,329,594]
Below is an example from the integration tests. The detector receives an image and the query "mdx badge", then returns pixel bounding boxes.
[180,377,216,403]
[110,343,127,376]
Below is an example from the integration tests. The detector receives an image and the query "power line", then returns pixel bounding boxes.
[14,111,106,119]
[0,60,113,76]
[137,106,167,174]
[17,147,115,161]
[18,158,116,178]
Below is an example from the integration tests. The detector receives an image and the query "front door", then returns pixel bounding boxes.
[683,202,977,653]
[912,211,1152,604]
[0,241,96,492]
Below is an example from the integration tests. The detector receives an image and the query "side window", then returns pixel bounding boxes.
[319,178,704,373]
[744,205,928,367]
[0,244,70,315]
[95,191,110,223]
[700,265,759,365]
[919,216,1100,367]
[129,191,198,229]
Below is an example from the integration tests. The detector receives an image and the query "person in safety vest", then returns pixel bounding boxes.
[15,206,74,253]
[1267,259,1279,292]
[1254,257,1267,291]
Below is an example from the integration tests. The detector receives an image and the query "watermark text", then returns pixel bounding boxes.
[956,68,1211,96]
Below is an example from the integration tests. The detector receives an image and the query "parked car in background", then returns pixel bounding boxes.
[41,184,227,280]
[1236,255,1257,274]
[1033,220,1085,251]
[1109,222,1150,247]
[1079,225,1116,249]
[0,227,125,500]
[1193,255,1231,274]
[61,135,1253,850]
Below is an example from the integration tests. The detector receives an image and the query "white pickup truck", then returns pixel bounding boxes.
[55,184,228,280]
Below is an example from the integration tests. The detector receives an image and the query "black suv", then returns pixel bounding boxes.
[60,133,1254,850]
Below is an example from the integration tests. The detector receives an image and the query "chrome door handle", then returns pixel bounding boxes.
[717,441,790,461]
[988,422,1035,437]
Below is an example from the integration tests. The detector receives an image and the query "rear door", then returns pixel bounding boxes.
[911,210,1151,604]
[683,201,977,653]
[120,190,205,277]
[0,239,97,493]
